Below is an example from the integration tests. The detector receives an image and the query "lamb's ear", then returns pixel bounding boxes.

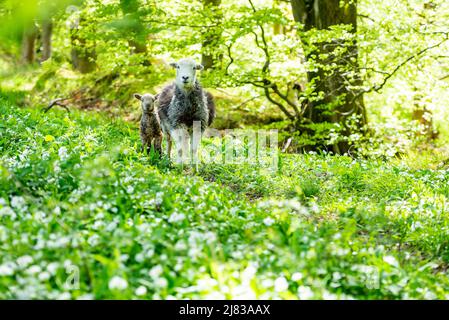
[169,62,178,69]
[134,93,142,101]
[195,64,204,71]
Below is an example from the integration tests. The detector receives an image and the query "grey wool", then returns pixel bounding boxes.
[154,58,216,161]
[134,93,162,155]
[157,81,215,135]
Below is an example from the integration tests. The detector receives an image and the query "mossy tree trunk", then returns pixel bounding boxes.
[41,19,53,62]
[70,17,96,74]
[119,0,151,65]
[291,0,367,154]
[21,24,38,64]
[201,0,222,70]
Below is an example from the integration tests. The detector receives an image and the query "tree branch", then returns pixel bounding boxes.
[43,98,71,113]
[373,35,448,92]
[225,42,234,75]
[247,0,300,117]
[352,34,449,102]
[263,87,295,120]
[234,95,264,110]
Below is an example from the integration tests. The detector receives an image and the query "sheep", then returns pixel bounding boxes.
[156,58,216,164]
[134,93,162,155]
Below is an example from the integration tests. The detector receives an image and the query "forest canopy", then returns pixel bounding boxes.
[1,0,448,155]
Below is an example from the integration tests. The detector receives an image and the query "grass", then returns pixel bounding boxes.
[1,90,449,299]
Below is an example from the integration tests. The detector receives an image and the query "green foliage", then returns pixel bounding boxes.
[3,94,449,299]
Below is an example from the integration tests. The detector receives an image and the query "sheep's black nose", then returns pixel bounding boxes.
[182,76,189,81]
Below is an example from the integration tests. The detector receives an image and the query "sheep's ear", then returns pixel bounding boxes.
[134,94,142,101]
[169,62,178,69]
[195,64,204,71]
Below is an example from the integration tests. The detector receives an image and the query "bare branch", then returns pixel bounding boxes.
[357,14,376,23]
[271,83,300,114]
[234,95,264,109]
[43,98,71,113]
[373,35,448,92]
[225,42,234,75]
[352,34,449,102]
[143,19,219,29]
[263,86,295,120]
[247,0,301,117]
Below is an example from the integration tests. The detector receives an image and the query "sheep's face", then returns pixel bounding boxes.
[170,58,204,91]
[134,93,155,114]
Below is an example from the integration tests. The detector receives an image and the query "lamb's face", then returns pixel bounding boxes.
[170,58,204,91]
[134,93,155,114]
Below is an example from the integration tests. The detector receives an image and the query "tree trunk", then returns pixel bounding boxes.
[119,0,151,66]
[201,0,222,70]
[273,0,283,35]
[41,20,53,62]
[21,24,38,64]
[70,18,96,74]
[291,0,367,154]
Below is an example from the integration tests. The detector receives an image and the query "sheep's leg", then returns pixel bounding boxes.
[155,136,162,156]
[150,139,156,156]
[171,126,189,165]
[141,139,149,154]
[191,121,202,171]
[165,133,172,159]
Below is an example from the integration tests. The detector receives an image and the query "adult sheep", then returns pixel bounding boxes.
[156,58,216,164]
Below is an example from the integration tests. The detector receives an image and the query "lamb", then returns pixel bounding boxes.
[156,58,216,164]
[134,93,162,155]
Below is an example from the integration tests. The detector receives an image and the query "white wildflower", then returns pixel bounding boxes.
[53,162,61,173]
[155,277,168,288]
[274,276,289,292]
[135,286,147,296]
[149,265,163,278]
[383,255,399,268]
[47,262,59,275]
[58,147,69,160]
[242,265,257,280]
[174,240,187,251]
[135,253,144,263]
[38,271,51,281]
[108,276,128,290]
[291,272,303,281]
[0,206,16,219]
[57,292,71,300]
[106,221,118,232]
[63,260,73,269]
[26,265,42,275]
[0,264,14,276]
[298,286,314,299]
[155,192,164,205]
[10,196,25,209]
[261,279,273,288]
[168,211,185,223]
[87,234,100,246]
[263,217,275,226]
[17,255,33,267]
